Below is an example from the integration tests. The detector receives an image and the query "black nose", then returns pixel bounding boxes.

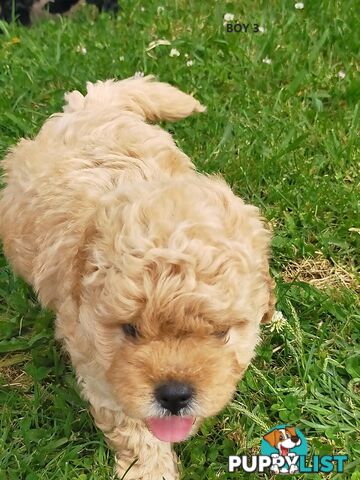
[155,382,193,415]
[291,435,299,443]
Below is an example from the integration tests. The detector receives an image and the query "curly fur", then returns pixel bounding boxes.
[0,76,275,479]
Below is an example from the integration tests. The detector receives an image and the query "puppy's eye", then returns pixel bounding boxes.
[122,324,139,338]
[214,329,229,339]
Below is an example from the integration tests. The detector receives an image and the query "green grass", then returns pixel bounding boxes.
[0,0,359,479]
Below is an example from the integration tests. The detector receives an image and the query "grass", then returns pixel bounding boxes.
[0,0,359,479]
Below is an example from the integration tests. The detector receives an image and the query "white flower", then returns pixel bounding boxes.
[186,60,194,67]
[157,6,164,14]
[337,70,346,79]
[134,71,144,78]
[184,53,189,58]
[119,55,125,61]
[258,26,265,33]
[262,57,272,64]
[294,2,304,9]
[224,13,234,22]
[140,6,145,11]
[76,45,87,55]
[169,48,180,57]
[269,311,287,333]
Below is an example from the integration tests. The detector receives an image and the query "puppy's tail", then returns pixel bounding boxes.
[63,75,206,122]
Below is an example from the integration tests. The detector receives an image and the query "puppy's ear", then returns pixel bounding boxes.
[71,223,98,307]
[263,429,278,447]
[286,426,297,437]
[33,220,97,312]
[261,271,276,324]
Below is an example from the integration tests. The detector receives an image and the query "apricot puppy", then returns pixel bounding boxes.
[0,76,274,479]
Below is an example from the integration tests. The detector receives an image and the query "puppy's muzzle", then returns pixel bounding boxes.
[155,381,193,415]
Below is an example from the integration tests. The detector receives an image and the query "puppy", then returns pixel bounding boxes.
[0,0,118,26]
[0,76,275,479]
[0,0,33,26]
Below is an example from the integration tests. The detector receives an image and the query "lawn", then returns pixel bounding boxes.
[0,0,359,479]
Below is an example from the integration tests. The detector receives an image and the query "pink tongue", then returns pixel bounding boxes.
[146,416,194,442]
[281,446,289,456]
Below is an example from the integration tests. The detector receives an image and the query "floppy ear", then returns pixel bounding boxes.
[261,272,276,324]
[263,429,278,447]
[286,426,297,437]
[32,220,97,312]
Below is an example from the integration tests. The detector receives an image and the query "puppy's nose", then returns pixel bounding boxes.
[155,382,193,415]
[291,435,300,443]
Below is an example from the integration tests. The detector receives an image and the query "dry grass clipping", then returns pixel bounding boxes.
[283,256,359,293]
[0,353,32,389]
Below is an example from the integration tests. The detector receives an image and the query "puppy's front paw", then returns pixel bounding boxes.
[270,465,280,474]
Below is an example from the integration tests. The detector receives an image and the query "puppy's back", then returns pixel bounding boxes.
[0,76,205,309]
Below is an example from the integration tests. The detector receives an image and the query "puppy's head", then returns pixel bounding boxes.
[263,426,301,454]
[79,175,274,442]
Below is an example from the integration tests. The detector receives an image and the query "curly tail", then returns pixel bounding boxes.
[63,75,206,122]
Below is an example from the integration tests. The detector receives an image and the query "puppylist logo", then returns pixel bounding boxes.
[228,425,348,475]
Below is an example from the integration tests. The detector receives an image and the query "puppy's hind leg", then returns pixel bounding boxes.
[91,406,179,480]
